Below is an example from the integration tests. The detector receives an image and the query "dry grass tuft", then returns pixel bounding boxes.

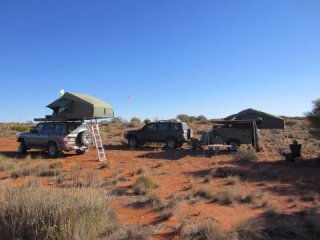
[234,146,257,162]
[180,218,270,240]
[213,186,242,205]
[0,186,116,240]
[132,174,157,195]
[135,167,148,175]
[231,218,270,240]
[180,218,225,240]
[225,176,241,185]
[0,155,15,172]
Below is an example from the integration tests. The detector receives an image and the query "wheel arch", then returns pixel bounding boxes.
[226,138,241,146]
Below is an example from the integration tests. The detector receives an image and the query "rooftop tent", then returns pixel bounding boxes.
[47,92,114,120]
[224,108,285,129]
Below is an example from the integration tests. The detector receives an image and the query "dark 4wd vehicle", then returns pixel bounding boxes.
[17,121,93,158]
[124,121,192,149]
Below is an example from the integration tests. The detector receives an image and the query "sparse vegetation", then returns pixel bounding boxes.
[225,175,241,185]
[11,124,31,132]
[0,155,15,172]
[180,218,225,240]
[135,167,148,175]
[213,186,243,205]
[180,218,270,240]
[0,118,319,240]
[306,98,320,138]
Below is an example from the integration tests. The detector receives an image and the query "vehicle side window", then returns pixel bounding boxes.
[171,123,180,130]
[158,123,169,131]
[68,124,76,133]
[55,124,67,135]
[34,123,44,132]
[145,123,156,131]
[42,124,54,134]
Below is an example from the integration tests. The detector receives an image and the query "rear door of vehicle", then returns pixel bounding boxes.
[38,123,55,148]
[139,123,157,142]
[51,123,68,147]
[157,123,170,142]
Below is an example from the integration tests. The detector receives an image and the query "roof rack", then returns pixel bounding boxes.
[155,120,180,123]
[34,115,83,123]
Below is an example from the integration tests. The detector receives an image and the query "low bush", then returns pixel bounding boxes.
[132,174,157,195]
[234,146,257,162]
[11,124,30,132]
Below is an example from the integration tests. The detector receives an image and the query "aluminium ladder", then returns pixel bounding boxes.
[90,120,106,161]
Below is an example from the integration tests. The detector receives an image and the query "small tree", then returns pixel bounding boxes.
[130,117,141,127]
[189,116,197,123]
[306,99,320,138]
[111,117,125,124]
[177,114,190,122]
[197,115,208,122]
[144,119,151,125]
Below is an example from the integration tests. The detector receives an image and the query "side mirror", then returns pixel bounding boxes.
[30,129,38,133]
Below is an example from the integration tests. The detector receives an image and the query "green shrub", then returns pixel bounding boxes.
[11,124,30,132]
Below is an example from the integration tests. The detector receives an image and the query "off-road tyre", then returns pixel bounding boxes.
[128,137,138,148]
[78,131,93,147]
[17,140,27,154]
[226,139,240,152]
[48,142,60,158]
[166,138,177,149]
[76,149,86,155]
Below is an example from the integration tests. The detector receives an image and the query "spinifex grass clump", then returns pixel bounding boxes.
[0,186,116,240]
[133,174,157,195]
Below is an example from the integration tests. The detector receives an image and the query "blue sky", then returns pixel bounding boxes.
[0,0,319,122]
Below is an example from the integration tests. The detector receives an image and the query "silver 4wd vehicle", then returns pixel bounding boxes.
[17,121,94,158]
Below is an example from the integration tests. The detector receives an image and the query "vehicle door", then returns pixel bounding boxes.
[51,123,67,144]
[157,123,170,142]
[38,123,55,147]
[27,123,45,147]
[139,123,157,142]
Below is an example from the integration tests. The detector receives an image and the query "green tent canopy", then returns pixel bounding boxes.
[47,92,114,120]
[224,108,285,129]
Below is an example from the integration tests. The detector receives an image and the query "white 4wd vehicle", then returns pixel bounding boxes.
[17,121,93,158]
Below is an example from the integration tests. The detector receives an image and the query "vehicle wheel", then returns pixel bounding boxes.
[176,142,183,148]
[229,142,239,152]
[226,139,240,146]
[128,137,138,148]
[48,142,60,158]
[166,138,177,149]
[78,131,93,147]
[17,140,27,154]
[76,149,86,155]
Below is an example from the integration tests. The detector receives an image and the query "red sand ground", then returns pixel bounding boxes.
[0,135,319,239]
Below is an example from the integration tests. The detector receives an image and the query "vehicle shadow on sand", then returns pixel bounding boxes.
[184,157,320,197]
[105,144,235,160]
[0,151,76,159]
